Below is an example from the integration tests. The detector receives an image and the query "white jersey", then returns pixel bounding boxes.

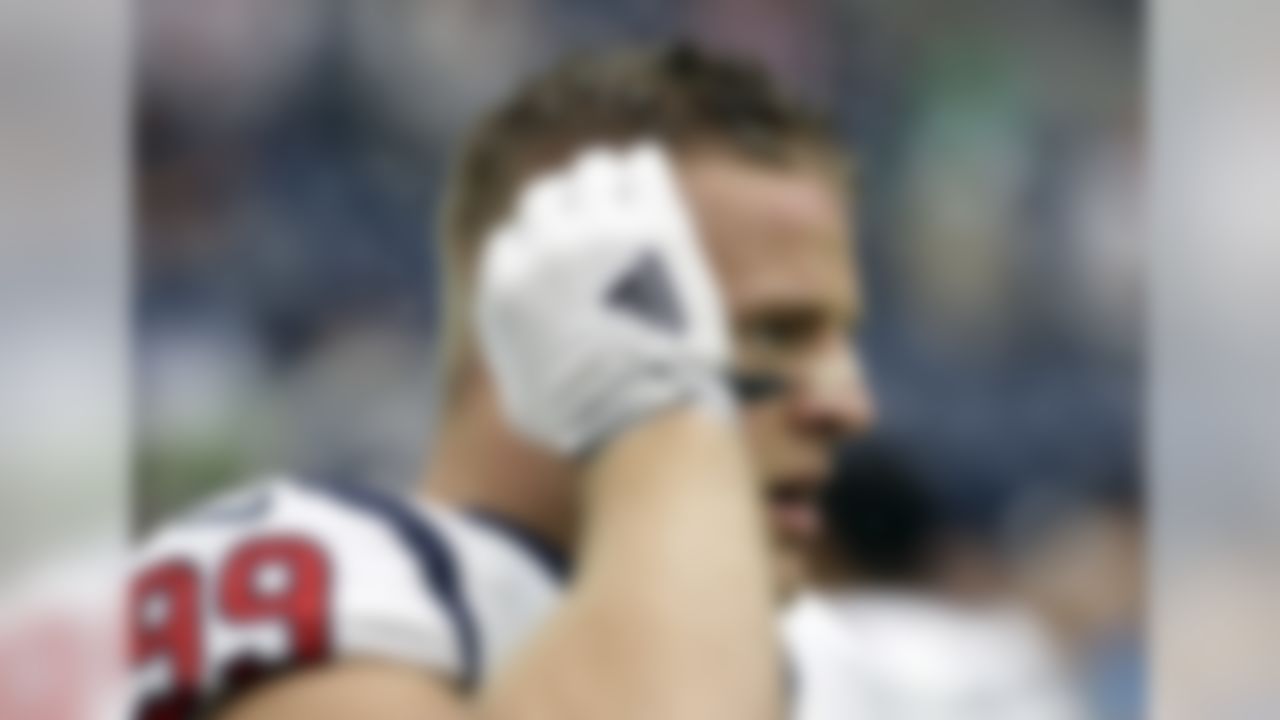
[784,591,1086,720]
[128,478,565,720]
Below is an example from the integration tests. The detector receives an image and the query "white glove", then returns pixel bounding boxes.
[476,142,733,456]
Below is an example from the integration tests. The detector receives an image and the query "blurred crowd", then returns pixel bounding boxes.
[135,1,1141,716]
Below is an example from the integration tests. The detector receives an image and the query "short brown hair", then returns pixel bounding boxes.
[436,42,845,406]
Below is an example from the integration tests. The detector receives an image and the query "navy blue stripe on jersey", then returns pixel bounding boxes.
[464,510,571,583]
[307,481,482,689]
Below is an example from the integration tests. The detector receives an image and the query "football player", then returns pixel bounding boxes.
[130,43,874,720]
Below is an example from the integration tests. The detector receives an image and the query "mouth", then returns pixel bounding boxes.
[765,475,827,545]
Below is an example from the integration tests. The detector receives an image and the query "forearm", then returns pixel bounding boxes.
[479,409,780,720]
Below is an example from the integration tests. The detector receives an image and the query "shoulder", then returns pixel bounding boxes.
[130,478,497,719]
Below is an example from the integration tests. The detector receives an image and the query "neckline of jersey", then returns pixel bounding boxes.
[463,509,573,584]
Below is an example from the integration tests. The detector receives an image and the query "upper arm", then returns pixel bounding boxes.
[218,660,472,720]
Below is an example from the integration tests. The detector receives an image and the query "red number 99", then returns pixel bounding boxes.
[131,536,330,720]
[220,537,329,663]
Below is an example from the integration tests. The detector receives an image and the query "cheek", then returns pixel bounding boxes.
[739,398,809,471]
[771,543,809,598]
[739,402,785,468]
[739,386,848,473]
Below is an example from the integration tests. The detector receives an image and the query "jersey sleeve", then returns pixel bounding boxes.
[128,479,467,720]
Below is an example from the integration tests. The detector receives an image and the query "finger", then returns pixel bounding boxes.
[478,224,532,291]
[625,143,729,365]
[515,172,575,238]
[623,141,683,211]
[568,147,627,218]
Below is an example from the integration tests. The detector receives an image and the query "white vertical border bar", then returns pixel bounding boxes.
[0,0,129,576]
[0,0,129,715]
[1152,0,1280,716]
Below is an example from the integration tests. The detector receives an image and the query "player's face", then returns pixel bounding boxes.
[681,151,876,588]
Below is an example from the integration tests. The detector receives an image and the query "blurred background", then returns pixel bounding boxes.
[134,0,1141,717]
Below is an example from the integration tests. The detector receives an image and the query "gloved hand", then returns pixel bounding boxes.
[476,142,733,456]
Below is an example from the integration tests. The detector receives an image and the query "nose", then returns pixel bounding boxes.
[790,344,876,442]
